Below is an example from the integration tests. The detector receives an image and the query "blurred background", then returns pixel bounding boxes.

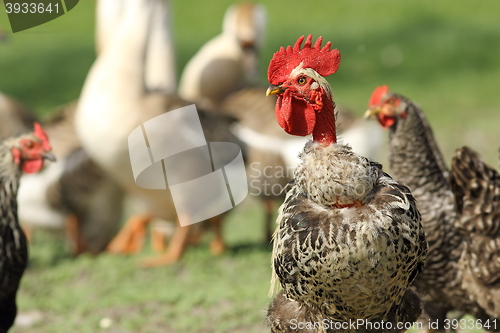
[0,0,499,332]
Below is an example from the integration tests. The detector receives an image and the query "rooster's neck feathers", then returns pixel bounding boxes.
[295,143,376,207]
[0,138,24,181]
[0,136,24,242]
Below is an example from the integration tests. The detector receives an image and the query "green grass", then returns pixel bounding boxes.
[14,199,273,333]
[1,0,500,332]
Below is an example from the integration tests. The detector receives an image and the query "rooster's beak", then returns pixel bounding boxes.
[41,151,57,162]
[266,85,286,96]
[364,107,382,119]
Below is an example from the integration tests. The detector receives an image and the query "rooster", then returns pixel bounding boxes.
[265,35,427,333]
[0,123,55,332]
[365,86,499,330]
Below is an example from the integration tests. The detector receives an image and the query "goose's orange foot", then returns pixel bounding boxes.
[151,228,167,253]
[65,214,86,255]
[140,221,190,268]
[107,213,153,254]
[209,237,225,255]
[209,216,225,255]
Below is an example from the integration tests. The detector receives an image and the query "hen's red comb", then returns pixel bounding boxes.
[369,85,389,107]
[267,35,341,85]
[33,122,51,151]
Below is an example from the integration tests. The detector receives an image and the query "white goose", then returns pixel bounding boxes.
[179,2,267,110]
[76,0,243,265]
[96,0,175,93]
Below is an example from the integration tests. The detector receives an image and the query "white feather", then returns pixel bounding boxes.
[18,162,66,229]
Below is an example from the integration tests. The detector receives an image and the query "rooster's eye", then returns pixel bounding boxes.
[297,77,307,85]
[24,141,33,148]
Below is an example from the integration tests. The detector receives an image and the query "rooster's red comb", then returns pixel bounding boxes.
[33,122,51,151]
[267,35,341,85]
[369,85,389,107]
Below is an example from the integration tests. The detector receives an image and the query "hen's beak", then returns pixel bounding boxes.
[266,85,286,96]
[364,107,382,119]
[41,151,57,162]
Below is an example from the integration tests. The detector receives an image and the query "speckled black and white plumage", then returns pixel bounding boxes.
[375,92,500,330]
[382,95,465,317]
[450,146,500,319]
[269,142,427,332]
[0,134,32,333]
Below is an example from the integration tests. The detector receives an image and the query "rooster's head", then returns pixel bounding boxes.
[10,122,56,174]
[266,35,340,144]
[365,85,408,129]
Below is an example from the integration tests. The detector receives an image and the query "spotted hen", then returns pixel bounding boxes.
[0,123,54,332]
